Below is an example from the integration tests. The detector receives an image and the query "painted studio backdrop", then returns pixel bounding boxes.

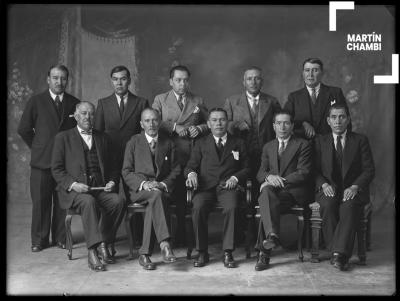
[7,5,395,214]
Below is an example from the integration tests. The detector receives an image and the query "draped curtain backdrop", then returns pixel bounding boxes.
[7,5,395,215]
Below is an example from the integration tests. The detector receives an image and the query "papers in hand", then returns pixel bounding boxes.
[89,186,106,191]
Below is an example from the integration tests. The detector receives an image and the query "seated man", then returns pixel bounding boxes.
[52,101,126,272]
[185,108,250,268]
[122,108,181,270]
[315,103,375,271]
[255,109,312,271]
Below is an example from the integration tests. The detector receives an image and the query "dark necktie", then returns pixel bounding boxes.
[278,140,285,158]
[336,135,343,161]
[177,94,184,111]
[149,139,156,156]
[54,95,62,118]
[217,138,224,158]
[119,96,125,118]
[310,88,317,105]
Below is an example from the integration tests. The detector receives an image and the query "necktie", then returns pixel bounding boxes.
[336,135,343,160]
[217,138,224,158]
[310,88,317,105]
[278,140,285,158]
[54,95,62,118]
[249,97,258,115]
[119,96,125,118]
[177,94,184,111]
[149,139,156,155]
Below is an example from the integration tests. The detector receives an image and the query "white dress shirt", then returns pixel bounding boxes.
[116,93,128,107]
[306,83,321,98]
[246,91,260,108]
[49,89,64,102]
[332,130,347,150]
[77,125,92,150]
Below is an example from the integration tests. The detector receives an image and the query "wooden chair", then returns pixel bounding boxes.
[309,201,372,264]
[65,208,115,260]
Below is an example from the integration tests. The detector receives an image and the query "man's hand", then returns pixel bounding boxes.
[143,181,158,191]
[186,173,198,190]
[224,176,238,190]
[343,185,359,202]
[236,121,250,131]
[175,125,188,137]
[188,125,200,138]
[104,181,115,192]
[302,121,316,139]
[322,183,335,197]
[71,183,90,193]
[266,174,286,188]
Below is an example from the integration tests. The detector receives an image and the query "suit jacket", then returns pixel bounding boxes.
[184,133,250,191]
[51,128,119,209]
[94,91,149,163]
[121,132,181,201]
[314,132,375,204]
[17,90,80,169]
[284,83,350,138]
[256,135,312,204]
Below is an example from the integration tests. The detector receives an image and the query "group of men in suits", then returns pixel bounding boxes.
[18,57,374,273]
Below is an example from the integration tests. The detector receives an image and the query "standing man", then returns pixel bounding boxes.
[52,101,125,271]
[153,65,208,245]
[284,58,350,140]
[315,104,374,271]
[122,108,181,270]
[254,110,312,271]
[18,64,80,252]
[185,108,250,268]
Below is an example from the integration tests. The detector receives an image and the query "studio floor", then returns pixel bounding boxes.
[6,201,396,296]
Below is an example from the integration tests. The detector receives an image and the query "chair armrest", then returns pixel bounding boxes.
[186,185,193,207]
[246,180,252,205]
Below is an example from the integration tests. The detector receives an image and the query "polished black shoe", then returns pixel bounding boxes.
[98,242,115,264]
[138,255,156,270]
[193,251,210,267]
[262,234,280,250]
[222,251,237,268]
[56,242,66,249]
[31,245,42,252]
[331,253,349,271]
[161,244,177,263]
[88,248,106,272]
[255,251,270,271]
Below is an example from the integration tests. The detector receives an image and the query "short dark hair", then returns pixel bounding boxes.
[141,107,160,120]
[302,58,324,71]
[169,65,191,79]
[110,65,131,78]
[328,103,350,117]
[273,109,293,123]
[208,107,228,120]
[47,64,69,79]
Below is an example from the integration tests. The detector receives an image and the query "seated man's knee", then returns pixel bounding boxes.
[80,194,97,209]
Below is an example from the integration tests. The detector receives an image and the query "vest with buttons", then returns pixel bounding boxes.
[81,137,103,186]
[247,101,261,154]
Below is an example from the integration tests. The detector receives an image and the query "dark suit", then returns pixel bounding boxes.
[17,90,79,246]
[284,84,350,139]
[122,132,181,255]
[314,132,375,258]
[255,135,312,249]
[184,133,250,252]
[51,127,125,249]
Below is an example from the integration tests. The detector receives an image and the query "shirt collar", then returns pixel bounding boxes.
[145,132,158,143]
[306,83,321,95]
[77,125,92,135]
[277,135,291,145]
[173,90,185,101]
[332,130,347,141]
[213,133,227,145]
[246,91,260,101]
[115,93,128,102]
[49,89,64,102]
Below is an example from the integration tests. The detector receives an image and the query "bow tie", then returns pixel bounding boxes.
[80,130,92,135]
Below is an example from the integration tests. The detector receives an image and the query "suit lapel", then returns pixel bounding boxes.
[71,128,87,176]
[121,92,139,128]
[279,137,298,175]
[239,93,252,126]
[206,135,220,163]
[220,134,235,163]
[315,84,330,128]
[166,90,184,119]
[342,133,356,179]
[323,134,334,179]
[92,132,105,180]
[258,94,272,125]
[139,132,156,174]
[45,91,62,128]
[269,139,279,175]
[179,92,197,123]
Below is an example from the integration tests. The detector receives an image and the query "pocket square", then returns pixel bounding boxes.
[69,114,74,117]
[330,99,336,106]
[232,151,239,160]
[193,106,200,114]
[165,156,168,161]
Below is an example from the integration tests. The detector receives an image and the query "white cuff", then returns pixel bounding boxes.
[68,182,78,192]
[188,172,197,179]
[160,182,168,192]
[139,181,146,191]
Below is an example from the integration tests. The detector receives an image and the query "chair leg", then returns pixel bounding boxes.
[366,211,372,251]
[65,214,73,260]
[109,243,116,258]
[125,211,136,260]
[244,213,256,259]
[297,213,304,262]
[309,203,322,263]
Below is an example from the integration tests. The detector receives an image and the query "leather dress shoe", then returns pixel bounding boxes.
[193,252,209,267]
[31,245,42,252]
[222,251,237,268]
[262,234,280,250]
[331,253,349,271]
[98,242,115,264]
[138,255,156,270]
[161,244,177,263]
[255,251,270,271]
[56,242,66,249]
[88,248,106,272]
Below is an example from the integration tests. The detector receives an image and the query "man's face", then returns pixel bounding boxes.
[273,114,293,139]
[140,110,160,137]
[327,108,349,135]
[74,103,94,131]
[169,70,189,95]
[302,62,323,88]
[207,111,228,137]
[243,69,263,96]
[47,68,68,95]
[111,70,131,96]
